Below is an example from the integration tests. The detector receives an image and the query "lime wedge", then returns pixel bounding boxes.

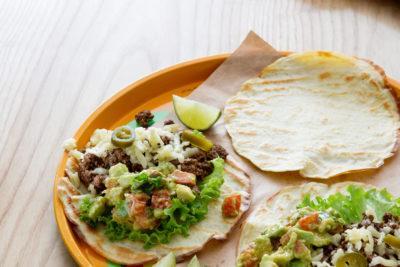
[172,95,221,130]
[152,252,176,267]
[188,255,201,267]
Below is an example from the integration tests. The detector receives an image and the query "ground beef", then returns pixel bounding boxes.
[271,237,281,251]
[92,174,106,193]
[170,159,180,166]
[207,144,228,160]
[131,163,144,173]
[80,153,104,170]
[180,158,213,178]
[322,244,335,257]
[78,153,104,186]
[104,148,133,171]
[135,110,154,128]
[383,213,396,223]
[178,148,224,178]
[78,169,96,186]
[163,119,174,125]
[190,150,207,161]
[160,136,171,145]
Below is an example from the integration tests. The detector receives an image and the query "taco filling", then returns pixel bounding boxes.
[237,185,400,267]
[62,111,236,249]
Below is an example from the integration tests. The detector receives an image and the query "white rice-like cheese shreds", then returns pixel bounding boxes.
[63,138,77,151]
[345,227,371,243]
[183,147,200,158]
[86,129,114,157]
[88,184,96,195]
[345,227,374,255]
[370,256,399,266]
[365,208,377,219]
[395,229,400,237]
[354,240,362,251]
[89,129,111,146]
[134,146,148,168]
[92,167,107,175]
[79,124,198,170]
[156,145,174,162]
[367,225,381,238]
[164,123,180,133]
[346,243,354,253]
[69,149,83,160]
[134,127,146,140]
[383,226,392,234]
[311,249,323,261]
[134,139,146,153]
[331,248,344,265]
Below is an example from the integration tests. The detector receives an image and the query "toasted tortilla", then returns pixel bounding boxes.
[237,182,375,255]
[224,51,400,178]
[58,156,251,265]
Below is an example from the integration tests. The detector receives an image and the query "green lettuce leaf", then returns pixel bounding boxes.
[79,196,98,227]
[99,157,225,249]
[131,172,165,195]
[298,185,400,224]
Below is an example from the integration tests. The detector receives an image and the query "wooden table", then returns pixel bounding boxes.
[0,0,399,266]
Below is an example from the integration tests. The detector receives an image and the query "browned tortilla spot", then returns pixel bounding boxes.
[317,51,333,57]
[319,72,331,80]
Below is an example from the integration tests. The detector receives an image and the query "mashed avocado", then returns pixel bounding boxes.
[237,211,342,267]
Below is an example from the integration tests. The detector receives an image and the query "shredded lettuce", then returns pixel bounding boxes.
[79,196,97,227]
[131,172,165,195]
[94,157,225,249]
[298,185,400,224]
[200,157,225,201]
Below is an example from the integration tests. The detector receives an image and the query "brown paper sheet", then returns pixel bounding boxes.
[162,31,400,266]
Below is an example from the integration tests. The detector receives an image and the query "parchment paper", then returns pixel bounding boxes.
[161,31,400,266]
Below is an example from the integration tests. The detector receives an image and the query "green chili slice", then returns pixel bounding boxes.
[335,252,367,267]
[384,234,400,249]
[111,126,135,148]
[181,129,213,151]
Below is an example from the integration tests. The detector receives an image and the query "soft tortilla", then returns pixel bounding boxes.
[58,156,251,265]
[238,182,375,254]
[224,51,400,178]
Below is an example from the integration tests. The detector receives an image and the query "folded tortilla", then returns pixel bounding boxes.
[237,182,375,255]
[58,156,250,265]
[224,51,400,178]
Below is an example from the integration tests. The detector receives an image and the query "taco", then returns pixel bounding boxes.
[58,111,251,265]
[237,182,400,267]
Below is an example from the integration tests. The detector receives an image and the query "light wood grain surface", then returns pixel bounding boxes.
[0,0,399,266]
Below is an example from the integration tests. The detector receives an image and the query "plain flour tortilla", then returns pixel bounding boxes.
[58,156,250,265]
[238,182,376,255]
[224,51,400,179]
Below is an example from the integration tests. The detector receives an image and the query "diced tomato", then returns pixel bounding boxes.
[222,194,241,217]
[128,193,157,230]
[130,193,149,217]
[294,240,308,257]
[171,170,196,186]
[298,212,319,231]
[239,247,258,267]
[151,189,171,209]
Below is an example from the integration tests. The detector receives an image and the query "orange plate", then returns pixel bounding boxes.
[53,53,400,267]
